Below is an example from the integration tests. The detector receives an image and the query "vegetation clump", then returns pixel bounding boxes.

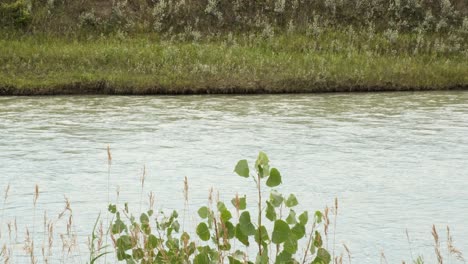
[107,152,331,263]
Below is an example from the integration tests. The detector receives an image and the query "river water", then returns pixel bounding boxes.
[1,92,467,263]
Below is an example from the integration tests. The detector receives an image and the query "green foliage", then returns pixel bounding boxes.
[109,152,330,263]
[0,31,467,95]
[0,0,31,29]
[109,206,195,263]
[2,0,466,36]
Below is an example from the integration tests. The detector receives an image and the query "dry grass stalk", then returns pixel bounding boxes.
[335,254,343,264]
[3,184,9,202]
[6,222,12,241]
[33,184,39,207]
[24,228,36,264]
[343,243,351,264]
[14,218,17,242]
[141,165,147,189]
[106,145,112,165]
[380,251,388,264]
[446,226,464,262]
[47,222,54,256]
[1,244,11,264]
[183,177,189,232]
[233,193,240,217]
[140,165,147,213]
[208,187,214,206]
[0,184,11,240]
[183,176,189,203]
[324,206,330,246]
[58,197,72,220]
[432,225,443,264]
[148,192,155,210]
[333,198,338,261]
[405,228,413,261]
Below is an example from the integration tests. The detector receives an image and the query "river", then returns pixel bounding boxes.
[1,92,467,263]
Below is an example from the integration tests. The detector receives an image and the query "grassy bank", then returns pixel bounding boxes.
[0,0,467,94]
[1,32,467,95]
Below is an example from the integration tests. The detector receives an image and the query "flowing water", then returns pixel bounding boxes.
[1,92,467,263]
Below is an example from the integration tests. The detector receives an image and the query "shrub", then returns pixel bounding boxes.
[0,0,32,29]
[107,152,331,263]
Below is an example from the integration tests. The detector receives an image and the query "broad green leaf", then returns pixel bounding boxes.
[111,219,126,234]
[269,190,284,207]
[283,234,298,254]
[275,251,292,263]
[228,256,243,264]
[231,195,247,210]
[285,194,299,207]
[234,160,250,177]
[140,213,149,225]
[312,248,331,264]
[217,202,227,212]
[116,235,133,251]
[108,204,117,214]
[194,252,210,264]
[171,210,178,218]
[196,223,210,241]
[141,222,151,235]
[315,211,323,223]
[266,168,282,187]
[198,206,210,219]
[232,250,246,260]
[310,243,316,255]
[132,248,144,260]
[291,224,306,239]
[218,202,233,222]
[254,225,269,244]
[286,209,297,225]
[171,220,180,233]
[271,220,290,244]
[235,224,249,246]
[219,243,231,251]
[255,252,269,264]
[147,234,159,249]
[299,211,308,226]
[255,152,270,178]
[116,248,130,261]
[222,221,236,239]
[239,211,256,236]
[181,232,190,242]
[265,201,276,221]
[314,231,323,247]
[255,152,269,167]
[220,209,233,222]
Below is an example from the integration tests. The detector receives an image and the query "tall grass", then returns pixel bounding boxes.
[0,32,466,94]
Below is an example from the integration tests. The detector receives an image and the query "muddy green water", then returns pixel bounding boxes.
[1,92,467,263]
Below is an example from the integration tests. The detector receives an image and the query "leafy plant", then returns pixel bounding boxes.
[108,204,196,263]
[0,0,31,28]
[109,152,330,263]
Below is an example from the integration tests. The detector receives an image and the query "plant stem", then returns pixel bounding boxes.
[302,221,316,264]
[257,172,262,256]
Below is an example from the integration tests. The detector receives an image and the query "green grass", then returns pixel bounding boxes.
[0,31,467,95]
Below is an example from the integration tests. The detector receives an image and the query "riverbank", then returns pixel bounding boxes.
[1,33,467,95]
